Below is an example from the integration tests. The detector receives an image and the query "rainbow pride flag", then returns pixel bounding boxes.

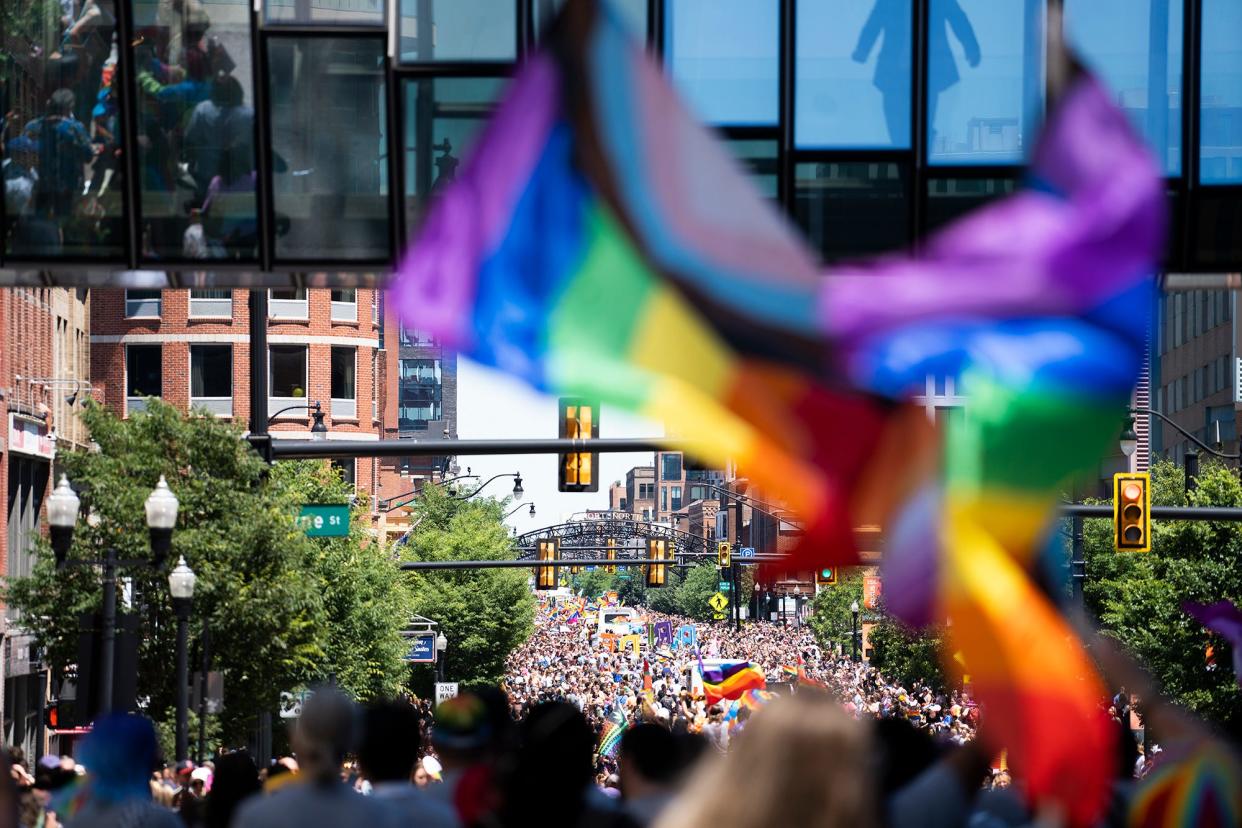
[597,718,627,759]
[698,655,766,706]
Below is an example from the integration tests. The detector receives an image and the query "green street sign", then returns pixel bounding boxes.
[298,504,350,537]
[719,581,730,591]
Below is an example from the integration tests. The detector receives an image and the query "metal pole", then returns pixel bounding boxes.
[730,560,740,632]
[1185,448,1200,493]
[248,290,271,461]
[851,610,859,662]
[270,437,684,460]
[197,618,210,764]
[174,599,190,762]
[1071,515,1085,601]
[99,549,117,714]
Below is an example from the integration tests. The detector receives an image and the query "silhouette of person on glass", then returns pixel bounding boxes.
[853,0,980,148]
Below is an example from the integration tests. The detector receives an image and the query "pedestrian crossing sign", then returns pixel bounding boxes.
[708,592,729,612]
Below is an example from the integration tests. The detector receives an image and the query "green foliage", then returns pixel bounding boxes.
[571,568,616,601]
[867,617,948,691]
[808,570,865,648]
[1082,460,1242,730]
[4,400,410,745]
[399,486,535,691]
[674,564,723,622]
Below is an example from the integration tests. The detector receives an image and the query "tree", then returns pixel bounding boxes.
[1081,460,1242,730]
[5,400,409,745]
[571,568,616,600]
[399,486,535,691]
[808,569,865,651]
[674,564,721,622]
[867,616,948,691]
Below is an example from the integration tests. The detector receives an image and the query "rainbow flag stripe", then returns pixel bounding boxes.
[597,719,627,759]
[699,658,766,706]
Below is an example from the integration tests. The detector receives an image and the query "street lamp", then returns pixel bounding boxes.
[267,401,329,441]
[504,502,535,520]
[435,633,448,683]
[850,600,860,663]
[449,471,523,501]
[47,474,179,714]
[1118,418,1138,458]
[168,556,197,762]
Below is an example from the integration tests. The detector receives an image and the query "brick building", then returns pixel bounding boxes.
[1,287,90,755]
[90,288,383,490]
[624,466,655,523]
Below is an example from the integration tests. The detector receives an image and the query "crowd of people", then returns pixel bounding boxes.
[0,593,1230,828]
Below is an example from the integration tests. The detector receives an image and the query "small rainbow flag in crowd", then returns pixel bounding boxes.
[1128,739,1242,828]
[698,654,766,706]
[597,718,627,759]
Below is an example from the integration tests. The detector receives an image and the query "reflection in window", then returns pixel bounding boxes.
[671,486,683,511]
[728,139,780,200]
[189,288,231,317]
[331,346,356,418]
[927,0,1044,165]
[3,0,125,258]
[1201,0,1242,184]
[398,358,442,430]
[125,289,162,318]
[265,0,383,26]
[661,453,682,481]
[127,345,163,413]
[131,0,257,260]
[796,0,912,149]
[399,326,437,347]
[665,0,780,126]
[534,0,647,42]
[403,78,505,232]
[794,162,908,260]
[925,176,1016,232]
[1065,0,1181,176]
[270,344,307,401]
[399,0,515,62]
[268,37,389,261]
[191,344,232,415]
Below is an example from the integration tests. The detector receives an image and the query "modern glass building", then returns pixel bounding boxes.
[1,0,1239,286]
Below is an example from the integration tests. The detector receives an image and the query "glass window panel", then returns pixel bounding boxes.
[1192,194,1242,268]
[331,346,356,399]
[191,344,232,397]
[665,0,779,126]
[131,0,257,260]
[399,0,516,62]
[794,162,909,260]
[3,0,125,258]
[534,0,646,42]
[330,288,356,302]
[331,458,356,485]
[927,0,1045,165]
[1065,0,1181,176]
[796,0,912,149]
[269,344,307,398]
[268,37,389,261]
[925,176,1016,232]
[1201,0,1242,184]
[403,77,505,233]
[127,345,163,397]
[728,139,779,200]
[265,0,383,26]
[661,453,682,481]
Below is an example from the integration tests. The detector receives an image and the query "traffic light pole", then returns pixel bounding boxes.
[1070,515,1085,601]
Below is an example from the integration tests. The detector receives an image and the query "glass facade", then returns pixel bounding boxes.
[398,357,442,430]
[3,0,1242,279]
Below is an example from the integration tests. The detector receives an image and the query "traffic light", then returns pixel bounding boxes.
[717,541,731,569]
[646,538,669,587]
[536,538,559,590]
[815,567,838,586]
[558,398,600,492]
[1113,472,1151,552]
[43,703,58,729]
[605,538,617,574]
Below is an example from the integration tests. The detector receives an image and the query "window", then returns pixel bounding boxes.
[270,345,308,405]
[331,458,356,486]
[796,0,912,149]
[661,487,668,512]
[794,162,909,260]
[133,0,257,260]
[671,486,683,511]
[331,289,358,323]
[534,0,647,42]
[398,359,443,430]
[331,347,357,419]
[925,177,1017,232]
[1065,0,1182,176]
[1201,0,1242,184]
[189,289,232,318]
[642,509,652,522]
[666,0,780,126]
[191,345,233,416]
[927,0,1045,165]
[269,288,308,319]
[639,482,656,500]
[125,291,162,318]
[372,351,380,422]
[400,327,437,347]
[268,37,389,261]
[661,453,683,481]
[400,0,516,62]
[126,346,163,414]
[266,0,384,26]
[729,139,780,200]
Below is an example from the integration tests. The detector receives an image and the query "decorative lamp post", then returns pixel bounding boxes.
[168,556,197,762]
[47,475,81,565]
[511,474,524,501]
[435,632,448,683]
[850,600,861,663]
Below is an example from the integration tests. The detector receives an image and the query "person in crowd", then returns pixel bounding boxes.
[230,688,394,828]
[63,714,182,828]
[357,699,458,827]
[617,724,682,827]
[654,692,876,828]
[202,753,259,828]
[28,89,98,223]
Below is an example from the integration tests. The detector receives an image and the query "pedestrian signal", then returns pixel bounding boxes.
[816,567,838,586]
[1113,472,1150,552]
[558,398,600,492]
[43,703,58,729]
[536,538,559,590]
[646,538,669,588]
[717,541,731,569]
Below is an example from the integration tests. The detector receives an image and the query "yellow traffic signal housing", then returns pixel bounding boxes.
[558,398,600,492]
[1113,472,1151,552]
[536,537,560,590]
[815,567,838,586]
[605,538,617,574]
[717,541,731,569]
[646,538,668,587]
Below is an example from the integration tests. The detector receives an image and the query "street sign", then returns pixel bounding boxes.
[435,682,460,707]
[707,592,729,613]
[719,581,730,591]
[279,689,313,719]
[403,633,436,663]
[712,612,726,621]
[298,504,350,537]
[738,547,755,558]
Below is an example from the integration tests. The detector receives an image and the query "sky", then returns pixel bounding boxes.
[454,357,664,538]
